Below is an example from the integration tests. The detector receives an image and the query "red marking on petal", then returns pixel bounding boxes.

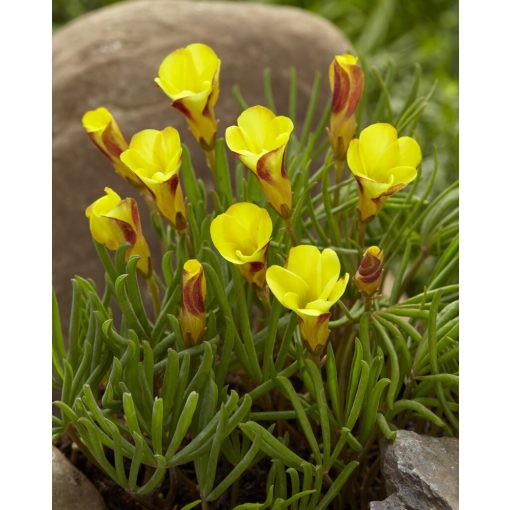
[102,122,123,158]
[332,61,350,114]
[87,133,113,161]
[250,261,265,274]
[256,152,274,182]
[112,218,136,245]
[318,312,331,326]
[183,271,205,315]
[130,199,141,232]
[169,174,179,195]
[173,100,191,120]
[345,66,364,117]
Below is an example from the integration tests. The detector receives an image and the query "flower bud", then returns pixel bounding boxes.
[82,107,142,188]
[354,246,384,296]
[180,259,207,346]
[328,55,364,164]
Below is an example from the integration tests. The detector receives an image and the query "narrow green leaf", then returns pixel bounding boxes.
[166,391,199,459]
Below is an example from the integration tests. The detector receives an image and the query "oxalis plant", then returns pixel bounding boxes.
[52,43,459,509]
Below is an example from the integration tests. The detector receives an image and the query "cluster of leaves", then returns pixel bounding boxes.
[52,64,458,509]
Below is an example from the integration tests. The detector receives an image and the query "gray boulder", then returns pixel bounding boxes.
[52,0,350,327]
[377,430,459,510]
[52,446,107,510]
[370,492,408,510]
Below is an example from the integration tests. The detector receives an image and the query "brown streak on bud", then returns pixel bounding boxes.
[332,60,350,114]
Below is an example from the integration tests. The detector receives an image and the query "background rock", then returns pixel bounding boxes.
[53,0,350,328]
[379,430,459,510]
[53,446,107,510]
[370,492,408,510]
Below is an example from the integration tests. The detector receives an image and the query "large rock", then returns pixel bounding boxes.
[370,493,408,510]
[53,447,107,510]
[53,0,350,327]
[378,430,459,510]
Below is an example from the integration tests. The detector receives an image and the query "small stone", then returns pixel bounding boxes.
[380,430,459,510]
[370,492,408,509]
[52,447,107,510]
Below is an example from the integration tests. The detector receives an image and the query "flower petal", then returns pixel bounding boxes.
[389,166,418,186]
[320,248,341,290]
[286,245,321,291]
[359,123,398,174]
[266,265,310,306]
[397,137,422,168]
[328,273,350,303]
[347,139,365,177]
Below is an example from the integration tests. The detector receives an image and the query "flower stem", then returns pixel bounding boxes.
[309,350,322,368]
[205,147,216,176]
[147,274,161,317]
[183,228,195,258]
[285,217,298,246]
[358,219,366,248]
[333,158,345,207]
[256,285,271,313]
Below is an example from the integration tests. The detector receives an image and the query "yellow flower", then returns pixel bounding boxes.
[354,246,384,296]
[328,54,365,165]
[82,107,141,188]
[225,106,294,219]
[155,43,221,151]
[120,127,187,232]
[210,202,272,288]
[266,245,349,354]
[347,123,422,222]
[85,187,151,277]
[180,259,207,346]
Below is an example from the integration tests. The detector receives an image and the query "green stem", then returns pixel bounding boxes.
[285,217,298,246]
[358,219,366,249]
[333,158,345,207]
[183,228,195,259]
[147,274,161,317]
[205,147,216,176]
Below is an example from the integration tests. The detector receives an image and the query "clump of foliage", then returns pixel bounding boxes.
[52,42,458,510]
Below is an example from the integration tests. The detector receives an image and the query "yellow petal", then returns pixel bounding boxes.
[359,123,397,172]
[328,273,350,303]
[286,245,321,292]
[304,299,333,314]
[211,212,256,259]
[347,139,365,177]
[281,291,301,312]
[320,248,341,290]
[357,175,393,200]
[335,54,359,67]
[156,43,219,96]
[82,106,112,133]
[397,137,422,168]
[389,166,418,186]
[266,265,310,306]
[237,106,277,153]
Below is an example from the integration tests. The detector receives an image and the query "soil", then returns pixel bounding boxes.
[56,437,273,510]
